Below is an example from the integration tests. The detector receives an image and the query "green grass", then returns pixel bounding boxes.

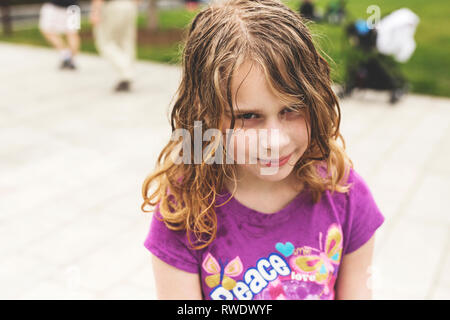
[1,1,449,97]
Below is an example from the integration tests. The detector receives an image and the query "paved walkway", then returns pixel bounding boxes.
[0,42,449,299]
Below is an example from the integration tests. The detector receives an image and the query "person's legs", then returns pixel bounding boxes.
[117,1,137,84]
[41,30,75,69]
[66,31,80,56]
[94,0,137,91]
[94,17,130,82]
[39,3,75,69]
[58,31,80,69]
[41,31,67,51]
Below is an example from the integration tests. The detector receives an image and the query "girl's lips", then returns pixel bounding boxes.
[258,153,292,167]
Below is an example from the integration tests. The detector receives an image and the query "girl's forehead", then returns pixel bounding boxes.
[231,62,266,98]
[230,60,298,110]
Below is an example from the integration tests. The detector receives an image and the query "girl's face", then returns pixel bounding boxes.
[221,60,310,183]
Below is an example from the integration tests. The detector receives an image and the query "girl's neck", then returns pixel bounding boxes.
[224,168,304,214]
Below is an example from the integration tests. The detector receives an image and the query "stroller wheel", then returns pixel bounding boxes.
[337,84,353,99]
[337,88,346,99]
[389,83,409,104]
[390,88,404,104]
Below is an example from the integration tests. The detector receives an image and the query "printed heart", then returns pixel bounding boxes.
[275,242,295,257]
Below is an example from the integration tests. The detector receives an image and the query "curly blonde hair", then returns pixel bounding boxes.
[141,0,353,249]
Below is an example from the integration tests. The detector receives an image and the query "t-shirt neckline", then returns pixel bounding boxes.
[215,186,311,226]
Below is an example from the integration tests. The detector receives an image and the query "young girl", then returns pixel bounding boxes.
[142,0,384,300]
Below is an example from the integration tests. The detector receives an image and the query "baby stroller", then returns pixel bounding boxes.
[339,9,419,104]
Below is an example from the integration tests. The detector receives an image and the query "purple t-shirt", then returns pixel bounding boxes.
[144,167,385,300]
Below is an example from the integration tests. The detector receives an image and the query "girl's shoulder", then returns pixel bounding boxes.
[343,166,377,204]
[316,162,371,200]
[144,202,202,273]
[333,166,385,255]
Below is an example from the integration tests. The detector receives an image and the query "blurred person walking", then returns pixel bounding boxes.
[90,0,138,92]
[185,0,200,12]
[39,0,81,70]
[299,0,318,21]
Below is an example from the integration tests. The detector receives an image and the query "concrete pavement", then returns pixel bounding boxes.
[0,42,449,299]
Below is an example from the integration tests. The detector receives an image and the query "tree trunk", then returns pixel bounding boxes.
[1,2,12,36]
[147,0,158,31]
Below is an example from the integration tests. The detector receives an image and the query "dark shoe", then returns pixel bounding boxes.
[60,58,77,70]
[114,81,131,92]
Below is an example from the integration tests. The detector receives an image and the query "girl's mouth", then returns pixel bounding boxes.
[258,153,292,167]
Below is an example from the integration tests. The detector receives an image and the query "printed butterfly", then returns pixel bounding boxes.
[202,253,243,291]
[293,224,343,293]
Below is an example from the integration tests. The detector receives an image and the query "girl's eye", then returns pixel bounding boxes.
[237,113,258,120]
[281,108,296,116]
[281,105,305,115]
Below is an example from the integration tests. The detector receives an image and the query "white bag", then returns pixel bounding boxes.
[375,8,420,63]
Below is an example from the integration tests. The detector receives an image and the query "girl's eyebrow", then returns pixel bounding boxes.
[225,108,261,114]
[225,103,305,115]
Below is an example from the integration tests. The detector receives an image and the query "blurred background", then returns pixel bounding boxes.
[0,0,449,299]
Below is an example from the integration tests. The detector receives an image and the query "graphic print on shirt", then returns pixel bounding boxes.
[291,223,343,296]
[202,253,244,290]
[203,223,343,300]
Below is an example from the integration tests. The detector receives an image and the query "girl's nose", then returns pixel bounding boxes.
[258,122,290,155]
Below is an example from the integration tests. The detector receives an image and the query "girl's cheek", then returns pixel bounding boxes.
[232,131,247,163]
[224,130,255,165]
[289,116,309,137]
[221,130,238,163]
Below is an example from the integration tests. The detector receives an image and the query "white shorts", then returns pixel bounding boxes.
[39,3,77,34]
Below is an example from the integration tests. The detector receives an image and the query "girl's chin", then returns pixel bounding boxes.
[248,164,295,182]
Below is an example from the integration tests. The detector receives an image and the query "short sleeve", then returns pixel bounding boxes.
[342,168,385,255]
[143,204,200,273]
